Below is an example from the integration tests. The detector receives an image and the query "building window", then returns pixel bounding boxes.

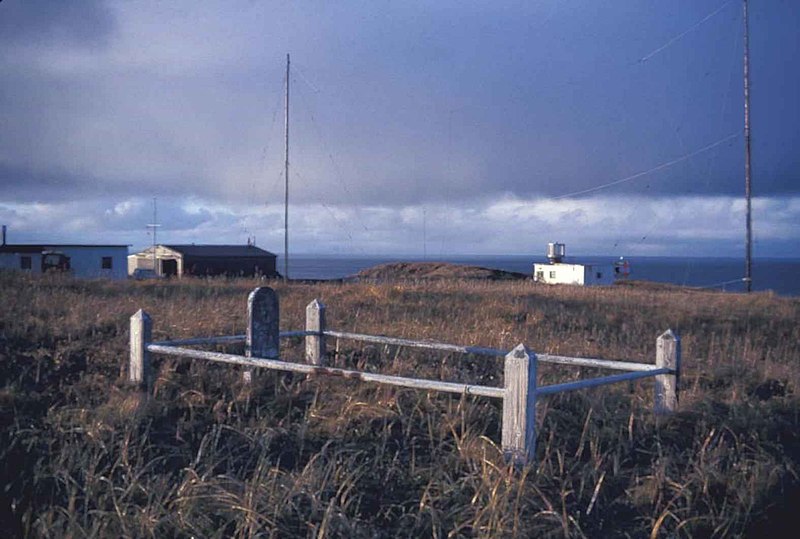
[102,257,113,269]
[535,271,544,281]
[20,256,31,270]
[549,271,556,279]
[596,272,602,279]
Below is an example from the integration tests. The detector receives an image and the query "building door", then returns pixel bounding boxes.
[161,258,178,277]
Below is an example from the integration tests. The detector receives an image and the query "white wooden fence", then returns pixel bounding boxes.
[130,287,680,466]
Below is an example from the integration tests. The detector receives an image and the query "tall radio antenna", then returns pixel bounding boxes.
[743,0,753,292]
[283,53,290,281]
[146,197,160,276]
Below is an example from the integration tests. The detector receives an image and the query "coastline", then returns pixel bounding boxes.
[279,255,800,296]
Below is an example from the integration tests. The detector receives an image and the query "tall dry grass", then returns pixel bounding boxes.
[1,271,799,537]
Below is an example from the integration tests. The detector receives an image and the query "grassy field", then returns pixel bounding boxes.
[1,271,799,537]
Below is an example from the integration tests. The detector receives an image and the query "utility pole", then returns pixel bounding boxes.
[284,53,290,281]
[743,0,753,292]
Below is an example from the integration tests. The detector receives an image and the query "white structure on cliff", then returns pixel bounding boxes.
[532,242,626,286]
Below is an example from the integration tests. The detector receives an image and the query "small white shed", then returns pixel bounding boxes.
[531,242,623,287]
[532,262,616,286]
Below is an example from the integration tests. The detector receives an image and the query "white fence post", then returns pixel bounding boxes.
[244,287,280,383]
[502,344,537,466]
[130,309,152,392]
[655,329,681,414]
[305,299,326,366]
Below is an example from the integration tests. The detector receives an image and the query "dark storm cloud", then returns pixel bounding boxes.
[0,160,199,203]
[251,0,800,204]
[0,161,86,200]
[0,0,114,47]
[0,0,797,214]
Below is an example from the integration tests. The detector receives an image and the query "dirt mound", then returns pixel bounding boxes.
[354,261,528,281]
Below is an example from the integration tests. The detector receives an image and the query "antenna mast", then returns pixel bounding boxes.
[146,197,160,276]
[284,53,290,281]
[743,0,753,292]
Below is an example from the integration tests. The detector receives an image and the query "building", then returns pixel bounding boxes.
[532,242,625,286]
[533,260,616,286]
[0,239,128,279]
[127,244,278,278]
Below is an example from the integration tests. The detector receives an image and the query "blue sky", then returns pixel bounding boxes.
[0,0,798,258]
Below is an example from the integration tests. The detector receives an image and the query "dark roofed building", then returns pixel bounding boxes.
[0,243,128,279]
[127,244,278,278]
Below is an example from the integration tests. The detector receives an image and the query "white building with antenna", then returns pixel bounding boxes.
[533,243,626,286]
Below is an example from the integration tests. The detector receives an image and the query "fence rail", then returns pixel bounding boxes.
[130,287,680,466]
[152,330,309,347]
[536,368,672,396]
[155,332,662,373]
[147,343,506,399]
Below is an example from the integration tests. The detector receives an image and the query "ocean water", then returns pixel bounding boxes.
[284,254,800,297]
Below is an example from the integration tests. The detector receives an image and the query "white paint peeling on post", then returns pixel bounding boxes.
[130,309,152,391]
[502,344,537,466]
[244,287,279,383]
[655,329,681,414]
[305,299,326,366]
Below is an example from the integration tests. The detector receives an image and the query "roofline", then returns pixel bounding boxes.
[0,244,130,249]
[163,243,274,248]
[533,262,612,267]
[158,244,277,257]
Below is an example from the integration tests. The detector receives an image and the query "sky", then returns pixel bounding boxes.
[1,0,798,258]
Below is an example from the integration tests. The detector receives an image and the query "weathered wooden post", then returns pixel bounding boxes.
[305,299,326,366]
[502,344,537,466]
[244,287,280,383]
[655,329,681,414]
[130,309,152,392]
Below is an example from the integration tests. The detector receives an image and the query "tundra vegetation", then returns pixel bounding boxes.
[0,270,798,537]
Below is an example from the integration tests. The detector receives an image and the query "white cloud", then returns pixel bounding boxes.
[2,194,798,258]
[107,199,141,217]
